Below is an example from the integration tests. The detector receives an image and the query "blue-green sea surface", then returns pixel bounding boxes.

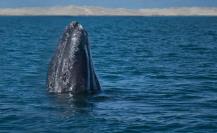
[0,16,217,133]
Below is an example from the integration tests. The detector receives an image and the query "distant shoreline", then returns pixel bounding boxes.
[0,5,217,16]
[0,15,216,17]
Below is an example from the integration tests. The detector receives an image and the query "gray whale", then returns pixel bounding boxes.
[47,21,101,94]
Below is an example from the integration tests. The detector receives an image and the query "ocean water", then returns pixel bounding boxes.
[0,16,217,133]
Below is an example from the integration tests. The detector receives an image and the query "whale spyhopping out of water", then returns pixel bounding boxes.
[47,21,101,94]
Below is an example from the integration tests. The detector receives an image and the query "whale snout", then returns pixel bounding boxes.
[69,21,87,42]
[68,21,84,31]
[63,21,86,40]
[62,21,88,51]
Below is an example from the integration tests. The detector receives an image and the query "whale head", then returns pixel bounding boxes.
[47,21,101,94]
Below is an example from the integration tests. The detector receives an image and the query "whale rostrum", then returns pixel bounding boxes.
[47,21,101,94]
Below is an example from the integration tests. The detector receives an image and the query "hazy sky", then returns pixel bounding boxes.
[0,0,217,9]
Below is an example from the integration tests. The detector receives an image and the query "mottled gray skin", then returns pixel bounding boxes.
[47,21,101,94]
